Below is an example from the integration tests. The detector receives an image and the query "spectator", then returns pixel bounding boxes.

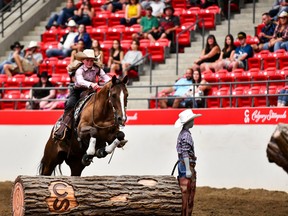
[159,68,193,108]
[263,11,288,51]
[46,20,78,58]
[26,71,56,110]
[147,5,180,43]
[107,40,124,75]
[191,34,221,72]
[72,0,95,26]
[252,12,277,52]
[45,0,77,30]
[43,87,69,110]
[91,39,104,65]
[183,69,211,108]
[0,41,24,74]
[209,34,236,72]
[150,0,166,18]
[200,0,218,9]
[132,6,159,40]
[72,24,92,49]
[3,41,43,77]
[269,0,288,21]
[277,87,288,106]
[70,39,85,63]
[121,39,143,80]
[225,31,253,71]
[120,0,142,26]
[102,0,126,13]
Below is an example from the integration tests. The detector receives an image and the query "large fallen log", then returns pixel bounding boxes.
[12,175,182,216]
[267,123,288,174]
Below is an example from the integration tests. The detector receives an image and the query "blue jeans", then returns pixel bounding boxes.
[46,48,71,58]
[278,89,288,105]
[0,60,13,74]
[46,10,68,28]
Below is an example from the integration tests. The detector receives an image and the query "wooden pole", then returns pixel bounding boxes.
[267,123,288,174]
[12,175,182,215]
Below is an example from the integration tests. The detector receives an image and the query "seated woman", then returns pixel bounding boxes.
[120,0,141,26]
[72,0,95,26]
[277,87,288,107]
[182,68,211,108]
[107,40,124,76]
[92,39,104,65]
[209,34,236,72]
[191,34,221,72]
[70,39,85,63]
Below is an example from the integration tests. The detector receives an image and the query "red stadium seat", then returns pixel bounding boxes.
[248,86,267,107]
[175,27,191,47]
[107,11,125,27]
[147,45,165,63]
[277,55,288,70]
[206,86,220,108]
[180,10,197,23]
[41,27,58,43]
[247,57,261,70]
[172,0,187,9]
[122,24,141,40]
[5,74,26,89]
[262,55,277,70]
[55,58,70,74]
[39,57,58,75]
[232,87,251,107]
[0,90,22,110]
[106,25,125,40]
[198,10,216,30]
[22,74,39,88]
[255,23,265,36]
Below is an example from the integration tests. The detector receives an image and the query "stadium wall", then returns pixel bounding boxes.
[0,108,287,192]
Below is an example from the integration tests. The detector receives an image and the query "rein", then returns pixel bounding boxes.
[91,85,118,129]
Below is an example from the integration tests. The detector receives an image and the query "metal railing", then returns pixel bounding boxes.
[0,79,287,110]
[0,0,46,37]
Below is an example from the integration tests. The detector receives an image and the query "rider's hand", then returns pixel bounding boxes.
[90,83,99,90]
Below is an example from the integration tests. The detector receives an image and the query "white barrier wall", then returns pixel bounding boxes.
[1,124,287,192]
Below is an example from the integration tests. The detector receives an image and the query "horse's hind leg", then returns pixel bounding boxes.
[66,157,85,176]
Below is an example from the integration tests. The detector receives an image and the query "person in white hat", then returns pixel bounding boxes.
[174,109,202,216]
[3,41,43,77]
[54,49,111,140]
[46,19,78,58]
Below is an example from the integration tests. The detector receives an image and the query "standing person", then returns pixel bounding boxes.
[45,0,77,30]
[174,109,202,216]
[54,49,111,140]
[46,20,78,58]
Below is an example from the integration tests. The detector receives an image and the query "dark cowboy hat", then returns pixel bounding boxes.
[10,41,24,50]
[38,71,51,79]
[164,5,174,13]
[237,31,247,39]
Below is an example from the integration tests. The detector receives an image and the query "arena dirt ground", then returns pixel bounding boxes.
[1,181,288,216]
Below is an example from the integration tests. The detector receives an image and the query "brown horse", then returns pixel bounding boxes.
[39,75,129,176]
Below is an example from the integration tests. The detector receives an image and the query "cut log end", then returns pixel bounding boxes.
[12,182,24,216]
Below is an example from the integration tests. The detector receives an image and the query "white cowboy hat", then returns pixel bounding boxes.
[279,11,288,18]
[174,109,202,128]
[75,49,96,61]
[27,41,39,49]
[67,19,77,27]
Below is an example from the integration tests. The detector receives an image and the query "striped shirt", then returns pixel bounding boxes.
[176,128,196,163]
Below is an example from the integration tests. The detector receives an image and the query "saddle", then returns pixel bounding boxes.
[53,92,95,140]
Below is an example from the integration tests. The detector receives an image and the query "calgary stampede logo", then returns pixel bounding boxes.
[244,109,287,123]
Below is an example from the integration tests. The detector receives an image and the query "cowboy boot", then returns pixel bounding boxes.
[53,109,74,140]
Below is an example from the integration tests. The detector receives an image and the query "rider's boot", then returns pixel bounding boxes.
[53,109,74,140]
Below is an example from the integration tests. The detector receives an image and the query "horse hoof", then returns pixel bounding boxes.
[82,154,93,166]
[118,139,128,148]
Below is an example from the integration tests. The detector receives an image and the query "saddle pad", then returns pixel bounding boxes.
[74,93,95,124]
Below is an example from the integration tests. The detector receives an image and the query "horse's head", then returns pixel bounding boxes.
[108,75,129,126]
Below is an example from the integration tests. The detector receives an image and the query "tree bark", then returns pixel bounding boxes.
[267,123,288,174]
[12,175,182,216]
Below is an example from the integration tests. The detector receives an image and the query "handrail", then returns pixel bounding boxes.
[175,18,205,76]
[0,79,287,109]
[0,0,46,37]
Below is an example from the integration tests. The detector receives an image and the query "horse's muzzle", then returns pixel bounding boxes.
[116,115,126,126]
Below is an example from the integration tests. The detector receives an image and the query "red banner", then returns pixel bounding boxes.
[1,108,287,125]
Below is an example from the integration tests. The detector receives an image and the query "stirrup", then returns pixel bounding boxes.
[53,122,68,140]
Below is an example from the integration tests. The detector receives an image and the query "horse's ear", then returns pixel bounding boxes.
[122,75,129,85]
[112,75,117,84]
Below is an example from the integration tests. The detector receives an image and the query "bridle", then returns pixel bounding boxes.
[92,82,126,129]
